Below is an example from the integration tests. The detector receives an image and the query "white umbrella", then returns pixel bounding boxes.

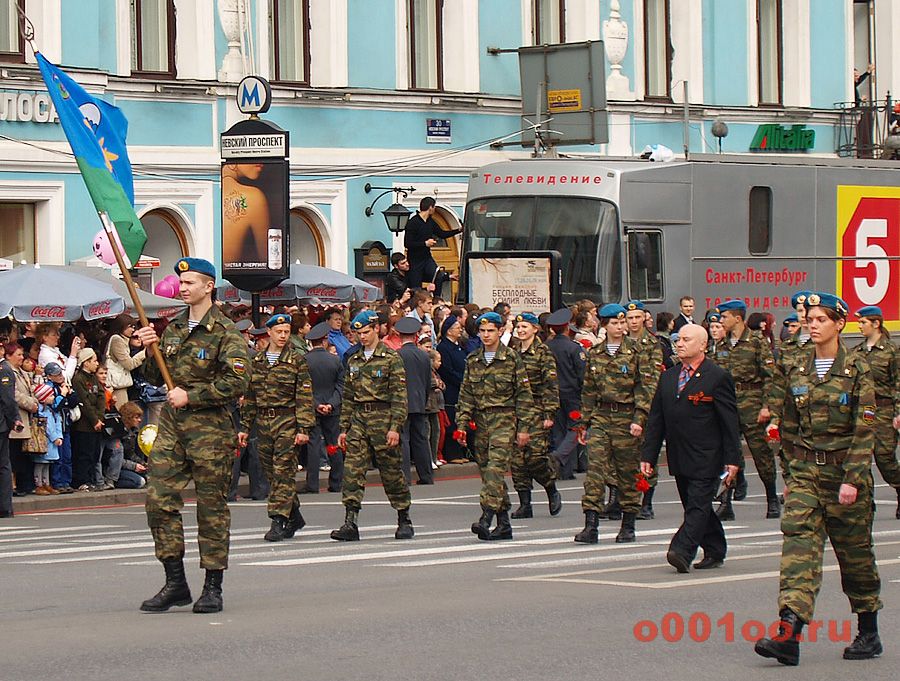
[46,266,186,319]
[217,263,379,304]
[0,265,125,321]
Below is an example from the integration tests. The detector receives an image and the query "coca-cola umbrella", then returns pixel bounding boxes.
[0,264,125,322]
[217,263,379,304]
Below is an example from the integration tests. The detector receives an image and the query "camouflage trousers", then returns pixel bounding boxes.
[471,409,515,512]
[510,429,557,492]
[872,412,900,488]
[778,459,882,623]
[737,401,776,486]
[342,412,410,512]
[582,411,642,514]
[146,406,234,570]
[256,411,300,519]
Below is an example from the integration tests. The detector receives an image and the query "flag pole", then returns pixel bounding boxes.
[100,212,175,390]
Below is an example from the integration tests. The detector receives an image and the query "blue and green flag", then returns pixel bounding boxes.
[36,53,146,265]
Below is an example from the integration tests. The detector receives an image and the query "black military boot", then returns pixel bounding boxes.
[395,509,414,539]
[488,510,513,540]
[140,558,192,612]
[574,510,600,544]
[330,507,360,541]
[615,512,637,543]
[264,516,289,542]
[471,506,494,540]
[843,612,883,660]
[716,488,735,521]
[602,486,621,521]
[192,569,224,614]
[283,504,306,538]
[764,481,781,519]
[754,608,804,666]
[733,469,748,500]
[637,487,655,520]
[546,483,562,516]
[511,490,533,519]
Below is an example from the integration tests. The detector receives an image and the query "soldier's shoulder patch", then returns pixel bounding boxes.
[232,358,246,376]
[579,352,586,361]
[0,374,9,384]
[863,406,876,425]
[764,358,774,365]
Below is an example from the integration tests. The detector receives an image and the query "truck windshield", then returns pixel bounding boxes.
[464,196,622,304]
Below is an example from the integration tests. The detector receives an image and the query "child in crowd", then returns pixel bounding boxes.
[43,361,78,494]
[425,349,448,467]
[115,401,148,489]
[71,348,106,492]
[31,383,62,495]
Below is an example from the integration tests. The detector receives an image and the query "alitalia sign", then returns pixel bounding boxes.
[750,124,815,152]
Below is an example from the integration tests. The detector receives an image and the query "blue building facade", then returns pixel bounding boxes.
[0,0,893,285]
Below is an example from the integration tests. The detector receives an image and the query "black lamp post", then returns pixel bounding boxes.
[364,183,416,233]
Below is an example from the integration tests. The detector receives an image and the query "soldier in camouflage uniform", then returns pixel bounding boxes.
[625,300,663,521]
[239,313,316,542]
[850,305,900,518]
[508,313,562,519]
[136,258,249,614]
[456,312,536,541]
[330,310,413,541]
[755,293,883,666]
[575,304,654,544]
[712,299,779,520]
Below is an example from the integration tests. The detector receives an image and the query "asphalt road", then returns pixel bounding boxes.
[2,470,898,681]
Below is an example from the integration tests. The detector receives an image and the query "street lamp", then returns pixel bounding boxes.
[364,183,416,234]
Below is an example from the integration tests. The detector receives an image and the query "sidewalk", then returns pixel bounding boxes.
[11,461,482,514]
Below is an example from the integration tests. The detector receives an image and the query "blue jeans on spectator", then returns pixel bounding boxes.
[102,438,123,485]
[115,469,145,489]
[50,432,72,489]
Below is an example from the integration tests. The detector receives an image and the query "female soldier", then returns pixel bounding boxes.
[850,306,900,518]
[755,293,882,666]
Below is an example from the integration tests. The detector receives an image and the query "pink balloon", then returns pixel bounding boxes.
[91,229,125,266]
[164,274,180,285]
[154,278,179,298]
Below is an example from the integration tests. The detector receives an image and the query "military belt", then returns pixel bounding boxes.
[734,381,763,391]
[793,446,848,466]
[259,406,294,418]
[597,401,633,413]
[356,401,391,413]
[483,406,515,413]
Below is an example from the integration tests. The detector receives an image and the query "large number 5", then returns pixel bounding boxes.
[854,218,889,305]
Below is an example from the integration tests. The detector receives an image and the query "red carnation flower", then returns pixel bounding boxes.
[452,430,465,442]
[326,444,338,456]
[569,410,582,421]
[766,425,781,443]
[635,473,651,493]
[468,420,477,431]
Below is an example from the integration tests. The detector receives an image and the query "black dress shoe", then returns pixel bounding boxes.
[13,490,29,497]
[666,550,691,573]
[297,488,319,494]
[327,487,341,493]
[693,556,724,570]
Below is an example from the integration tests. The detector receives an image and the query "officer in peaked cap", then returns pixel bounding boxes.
[545,307,586,480]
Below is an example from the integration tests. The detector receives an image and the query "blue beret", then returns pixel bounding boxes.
[514,312,540,326]
[790,290,812,308]
[265,313,291,328]
[351,310,380,330]
[477,312,503,327]
[546,308,573,326]
[782,313,798,326]
[856,306,883,318]
[174,257,216,279]
[598,303,627,320]
[803,292,849,318]
[706,311,721,324]
[306,321,329,341]
[716,299,746,314]
[625,300,645,312]
[394,316,422,335]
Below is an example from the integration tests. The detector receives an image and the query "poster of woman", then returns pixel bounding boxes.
[221,161,287,272]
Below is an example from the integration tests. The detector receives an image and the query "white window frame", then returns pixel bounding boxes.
[0,181,66,265]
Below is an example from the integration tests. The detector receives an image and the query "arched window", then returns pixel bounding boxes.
[289,208,325,266]
[139,208,189,274]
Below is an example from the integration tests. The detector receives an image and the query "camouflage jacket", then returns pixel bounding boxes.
[340,342,407,433]
[510,337,559,421]
[768,332,814,421]
[240,344,316,435]
[774,342,875,488]
[849,336,900,415]
[144,305,250,409]
[456,343,537,433]
[711,327,774,406]
[581,335,654,427]
[630,328,663,395]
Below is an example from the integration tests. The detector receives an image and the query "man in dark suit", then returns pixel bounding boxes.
[396,317,434,484]
[641,323,741,573]
[304,323,345,493]
[672,296,696,332]
[0,353,22,518]
[403,196,461,291]
[546,308,587,480]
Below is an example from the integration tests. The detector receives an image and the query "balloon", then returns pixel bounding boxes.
[154,278,179,298]
[138,424,158,457]
[91,229,125,266]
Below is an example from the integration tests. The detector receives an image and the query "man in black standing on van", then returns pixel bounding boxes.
[404,197,461,292]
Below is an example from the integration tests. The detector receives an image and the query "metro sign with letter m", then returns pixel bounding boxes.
[837,186,900,330]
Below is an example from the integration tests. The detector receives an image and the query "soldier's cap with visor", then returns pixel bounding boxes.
[306,321,329,342]
[43,361,63,377]
[791,290,812,308]
[265,313,291,328]
[249,327,269,337]
[514,312,540,326]
[803,292,849,318]
[350,310,380,330]
[174,257,216,280]
[395,316,422,335]
[782,313,799,327]
[856,305,883,318]
[715,299,746,315]
[625,300,645,312]
[234,318,253,333]
[545,308,573,327]
[598,303,627,320]
[477,312,503,328]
